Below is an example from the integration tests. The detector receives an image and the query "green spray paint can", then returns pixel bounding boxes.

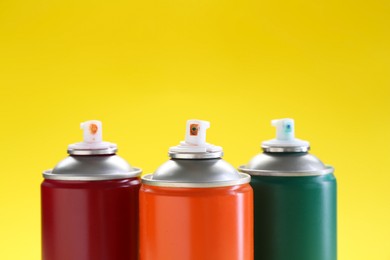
[239,118,336,260]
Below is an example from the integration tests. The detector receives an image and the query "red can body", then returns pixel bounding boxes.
[140,183,253,260]
[41,177,140,260]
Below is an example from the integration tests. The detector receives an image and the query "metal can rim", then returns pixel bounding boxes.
[141,173,251,188]
[67,147,118,155]
[238,165,334,177]
[261,145,310,153]
[168,151,223,159]
[42,167,142,181]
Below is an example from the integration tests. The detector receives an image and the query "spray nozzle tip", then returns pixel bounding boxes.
[272,118,295,141]
[169,119,222,155]
[80,120,102,143]
[262,118,309,151]
[67,120,117,154]
[185,119,210,146]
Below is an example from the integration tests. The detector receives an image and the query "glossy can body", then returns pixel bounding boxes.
[41,177,141,260]
[139,183,253,260]
[251,173,337,260]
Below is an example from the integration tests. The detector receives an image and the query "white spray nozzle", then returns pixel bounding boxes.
[169,119,222,154]
[272,118,295,141]
[81,120,103,143]
[68,120,117,152]
[185,120,210,146]
[262,118,309,149]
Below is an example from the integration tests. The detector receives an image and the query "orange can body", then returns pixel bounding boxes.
[139,183,253,260]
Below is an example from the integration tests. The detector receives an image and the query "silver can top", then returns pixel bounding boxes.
[239,152,333,176]
[143,158,250,187]
[43,120,142,181]
[44,155,142,181]
[239,118,333,176]
[142,119,250,187]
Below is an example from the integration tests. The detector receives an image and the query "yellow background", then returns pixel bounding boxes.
[0,0,389,259]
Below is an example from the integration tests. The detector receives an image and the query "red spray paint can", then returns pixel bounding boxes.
[41,120,142,260]
[140,119,253,260]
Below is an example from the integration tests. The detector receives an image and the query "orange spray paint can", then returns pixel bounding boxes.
[140,120,253,260]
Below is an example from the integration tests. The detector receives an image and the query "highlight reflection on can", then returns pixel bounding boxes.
[42,120,142,260]
[140,119,253,260]
[239,118,337,260]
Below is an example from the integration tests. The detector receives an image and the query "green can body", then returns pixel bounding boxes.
[251,173,337,260]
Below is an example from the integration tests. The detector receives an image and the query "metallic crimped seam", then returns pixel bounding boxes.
[141,173,251,188]
[238,165,334,177]
[42,168,142,181]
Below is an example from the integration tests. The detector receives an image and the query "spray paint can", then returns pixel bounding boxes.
[239,118,337,260]
[140,119,253,260]
[42,120,142,260]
